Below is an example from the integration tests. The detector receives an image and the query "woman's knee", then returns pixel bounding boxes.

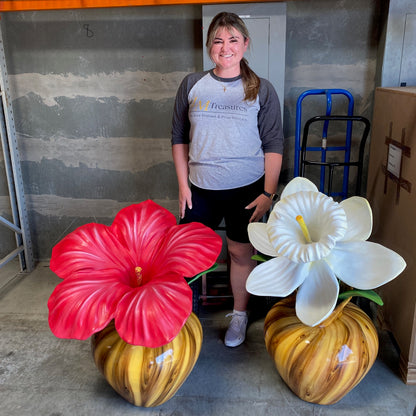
[227,239,255,265]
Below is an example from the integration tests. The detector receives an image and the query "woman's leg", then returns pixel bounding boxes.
[227,237,257,311]
[224,238,256,347]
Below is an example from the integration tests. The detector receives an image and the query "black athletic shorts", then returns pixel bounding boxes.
[179,176,264,243]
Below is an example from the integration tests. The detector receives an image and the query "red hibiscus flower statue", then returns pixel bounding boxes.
[48,200,222,348]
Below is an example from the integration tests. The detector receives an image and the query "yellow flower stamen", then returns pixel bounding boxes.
[296,215,312,243]
[135,266,143,286]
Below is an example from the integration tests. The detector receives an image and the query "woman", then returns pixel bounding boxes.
[171,12,283,347]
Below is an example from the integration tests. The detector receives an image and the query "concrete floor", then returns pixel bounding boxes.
[1,261,416,416]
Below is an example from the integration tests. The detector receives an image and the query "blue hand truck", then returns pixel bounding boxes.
[294,89,370,200]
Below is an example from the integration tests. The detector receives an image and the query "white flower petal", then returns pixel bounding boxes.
[247,222,277,257]
[280,177,318,200]
[326,241,406,290]
[296,260,339,327]
[267,191,347,263]
[339,197,373,241]
[246,257,309,297]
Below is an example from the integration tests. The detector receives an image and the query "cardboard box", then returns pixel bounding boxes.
[367,87,416,384]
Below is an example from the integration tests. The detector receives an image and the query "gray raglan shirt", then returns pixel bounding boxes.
[171,70,283,190]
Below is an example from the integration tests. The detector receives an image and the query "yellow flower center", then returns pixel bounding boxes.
[135,266,143,286]
[296,215,312,243]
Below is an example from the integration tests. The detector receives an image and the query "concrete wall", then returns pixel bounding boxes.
[0,0,384,261]
[1,6,202,260]
[283,0,384,189]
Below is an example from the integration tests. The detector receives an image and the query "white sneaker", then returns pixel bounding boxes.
[224,310,248,347]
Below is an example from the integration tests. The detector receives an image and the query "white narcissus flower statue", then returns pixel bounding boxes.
[246,177,406,327]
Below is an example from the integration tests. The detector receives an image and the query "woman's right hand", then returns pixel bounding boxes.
[172,144,191,220]
[179,184,192,219]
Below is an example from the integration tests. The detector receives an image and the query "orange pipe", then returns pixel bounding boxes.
[0,0,280,12]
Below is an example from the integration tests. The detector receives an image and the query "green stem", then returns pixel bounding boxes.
[338,289,383,306]
[187,263,219,285]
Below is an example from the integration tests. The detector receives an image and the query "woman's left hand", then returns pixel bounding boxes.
[245,194,273,223]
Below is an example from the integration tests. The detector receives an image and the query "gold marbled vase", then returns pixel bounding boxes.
[264,296,379,405]
[91,312,202,407]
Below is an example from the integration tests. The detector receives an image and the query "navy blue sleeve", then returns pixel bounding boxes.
[258,78,284,154]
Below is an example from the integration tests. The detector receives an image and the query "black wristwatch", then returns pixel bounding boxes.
[262,191,278,201]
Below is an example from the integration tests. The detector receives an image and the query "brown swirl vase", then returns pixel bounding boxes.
[91,312,202,407]
[264,296,379,405]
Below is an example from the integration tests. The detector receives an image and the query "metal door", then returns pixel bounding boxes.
[399,13,416,86]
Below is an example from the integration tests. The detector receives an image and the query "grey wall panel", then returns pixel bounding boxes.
[12,95,175,138]
[2,6,202,260]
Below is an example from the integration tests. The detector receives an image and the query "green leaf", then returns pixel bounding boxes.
[251,254,273,262]
[187,263,219,285]
[338,289,384,306]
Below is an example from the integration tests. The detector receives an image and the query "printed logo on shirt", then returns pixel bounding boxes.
[190,97,210,111]
[190,97,247,113]
[210,102,247,112]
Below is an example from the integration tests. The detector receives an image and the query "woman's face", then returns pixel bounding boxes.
[209,26,249,78]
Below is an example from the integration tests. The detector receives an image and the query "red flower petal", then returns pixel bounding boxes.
[111,200,177,267]
[48,269,129,340]
[50,223,133,281]
[151,222,223,279]
[114,275,193,347]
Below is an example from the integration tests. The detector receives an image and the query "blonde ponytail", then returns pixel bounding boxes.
[240,58,260,102]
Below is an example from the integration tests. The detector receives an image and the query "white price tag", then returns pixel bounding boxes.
[387,144,402,178]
